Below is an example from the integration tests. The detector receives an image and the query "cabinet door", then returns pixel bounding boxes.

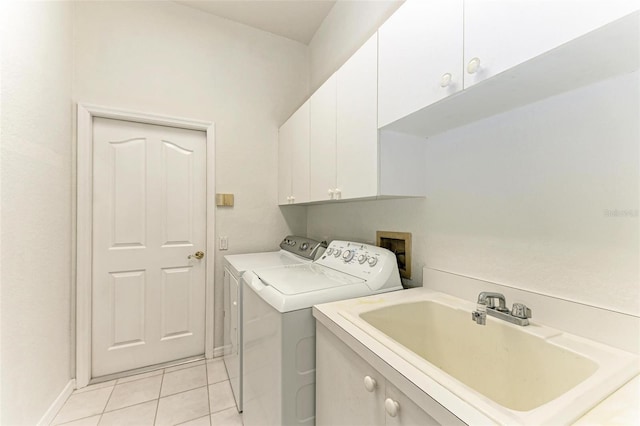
[277,114,293,205]
[385,381,440,426]
[309,74,337,202]
[278,102,310,204]
[226,272,241,407]
[223,269,231,355]
[291,102,310,203]
[378,0,463,128]
[316,324,385,426]
[336,34,379,200]
[464,0,640,88]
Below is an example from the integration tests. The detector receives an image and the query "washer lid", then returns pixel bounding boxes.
[224,250,310,277]
[254,264,365,295]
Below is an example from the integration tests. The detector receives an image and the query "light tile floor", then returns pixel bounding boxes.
[51,359,243,426]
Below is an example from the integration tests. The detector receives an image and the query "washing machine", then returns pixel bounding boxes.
[222,235,326,412]
[242,240,403,426]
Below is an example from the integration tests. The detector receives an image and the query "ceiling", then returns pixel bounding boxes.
[175,0,337,45]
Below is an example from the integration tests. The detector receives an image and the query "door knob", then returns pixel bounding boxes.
[188,251,205,260]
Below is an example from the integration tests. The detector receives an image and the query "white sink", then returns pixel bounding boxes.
[340,291,639,425]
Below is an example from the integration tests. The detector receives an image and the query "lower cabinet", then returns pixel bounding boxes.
[316,323,455,426]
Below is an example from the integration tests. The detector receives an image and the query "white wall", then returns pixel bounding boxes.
[0,1,74,424]
[73,0,309,351]
[308,71,639,316]
[308,0,403,92]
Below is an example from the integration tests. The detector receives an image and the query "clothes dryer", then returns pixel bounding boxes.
[222,236,325,412]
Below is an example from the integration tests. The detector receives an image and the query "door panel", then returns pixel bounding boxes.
[92,117,206,377]
[110,138,146,247]
[160,266,193,339]
[110,270,146,348]
[161,141,194,245]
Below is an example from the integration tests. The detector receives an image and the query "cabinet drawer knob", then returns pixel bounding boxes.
[467,57,481,74]
[363,376,377,392]
[384,398,400,417]
[440,73,452,87]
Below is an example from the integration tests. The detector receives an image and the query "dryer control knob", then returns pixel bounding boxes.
[368,257,378,267]
[358,254,368,264]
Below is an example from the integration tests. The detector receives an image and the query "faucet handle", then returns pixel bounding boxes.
[511,303,532,319]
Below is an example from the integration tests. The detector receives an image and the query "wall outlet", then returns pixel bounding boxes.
[219,236,229,250]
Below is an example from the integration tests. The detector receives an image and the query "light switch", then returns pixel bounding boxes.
[219,236,229,250]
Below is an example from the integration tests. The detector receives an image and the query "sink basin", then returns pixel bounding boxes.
[341,291,639,425]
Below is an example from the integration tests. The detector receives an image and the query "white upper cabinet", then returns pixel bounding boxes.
[379,0,639,134]
[336,34,379,200]
[463,0,640,88]
[309,74,337,202]
[278,101,309,205]
[378,0,463,128]
[306,34,426,204]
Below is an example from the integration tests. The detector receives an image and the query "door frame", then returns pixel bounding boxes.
[76,104,216,388]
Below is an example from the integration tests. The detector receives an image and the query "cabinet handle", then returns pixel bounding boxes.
[334,188,342,200]
[363,376,377,392]
[384,398,400,417]
[467,57,481,74]
[440,73,452,87]
[328,189,334,199]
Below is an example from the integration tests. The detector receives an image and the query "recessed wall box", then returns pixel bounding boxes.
[376,231,412,279]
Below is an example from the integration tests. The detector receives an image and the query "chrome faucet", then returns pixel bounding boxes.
[472,292,532,326]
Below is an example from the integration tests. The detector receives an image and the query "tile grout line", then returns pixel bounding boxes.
[152,369,165,426]
[95,384,117,425]
[205,360,213,425]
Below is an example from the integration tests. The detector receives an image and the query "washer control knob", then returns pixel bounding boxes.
[333,249,342,257]
[300,242,309,251]
[342,250,355,262]
[326,248,334,255]
[368,257,378,267]
[358,254,368,264]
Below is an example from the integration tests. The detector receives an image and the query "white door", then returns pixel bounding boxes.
[92,117,207,377]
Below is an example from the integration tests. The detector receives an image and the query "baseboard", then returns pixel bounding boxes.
[212,345,227,358]
[38,379,75,426]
